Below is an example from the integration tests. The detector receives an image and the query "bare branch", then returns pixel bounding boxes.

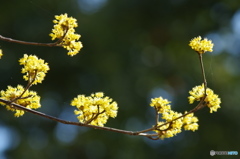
[0,35,61,47]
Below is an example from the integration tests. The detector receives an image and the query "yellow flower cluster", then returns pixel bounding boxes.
[189,36,214,53]
[49,13,83,56]
[182,112,199,131]
[19,54,49,85]
[0,85,41,117]
[0,49,2,59]
[71,92,118,127]
[150,97,199,139]
[150,97,171,114]
[188,84,221,113]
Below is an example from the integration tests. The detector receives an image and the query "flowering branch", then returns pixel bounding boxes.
[0,13,221,140]
[0,95,207,140]
[0,13,83,57]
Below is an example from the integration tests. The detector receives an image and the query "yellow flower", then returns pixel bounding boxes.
[0,49,3,59]
[19,54,49,85]
[0,85,41,117]
[150,97,171,114]
[182,112,199,131]
[71,92,118,126]
[188,84,205,104]
[161,109,182,122]
[188,84,221,113]
[49,13,83,56]
[189,36,214,53]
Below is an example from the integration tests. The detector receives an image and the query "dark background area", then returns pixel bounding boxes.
[0,0,239,159]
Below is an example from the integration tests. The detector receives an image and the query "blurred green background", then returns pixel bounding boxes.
[0,0,239,159]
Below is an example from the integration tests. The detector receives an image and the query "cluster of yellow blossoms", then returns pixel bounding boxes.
[0,54,49,117]
[147,36,220,139]
[150,97,199,139]
[71,92,118,127]
[150,97,171,114]
[49,13,83,56]
[0,85,41,117]
[189,36,214,54]
[19,54,49,85]
[188,84,221,113]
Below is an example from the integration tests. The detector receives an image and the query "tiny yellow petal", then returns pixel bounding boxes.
[0,49,3,59]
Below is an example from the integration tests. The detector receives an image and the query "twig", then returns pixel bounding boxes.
[198,53,207,95]
[0,35,61,47]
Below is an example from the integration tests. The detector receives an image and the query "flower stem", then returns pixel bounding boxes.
[198,53,207,95]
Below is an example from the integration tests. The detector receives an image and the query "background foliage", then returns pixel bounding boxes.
[0,0,239,158]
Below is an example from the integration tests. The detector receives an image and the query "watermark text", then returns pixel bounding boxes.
[210,150,238,156]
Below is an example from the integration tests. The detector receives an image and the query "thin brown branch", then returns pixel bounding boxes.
[0,34,61,47]
[0,98,155,138]
[198,53,207,95]
[147,136,159,140]
[0,26,69,47]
